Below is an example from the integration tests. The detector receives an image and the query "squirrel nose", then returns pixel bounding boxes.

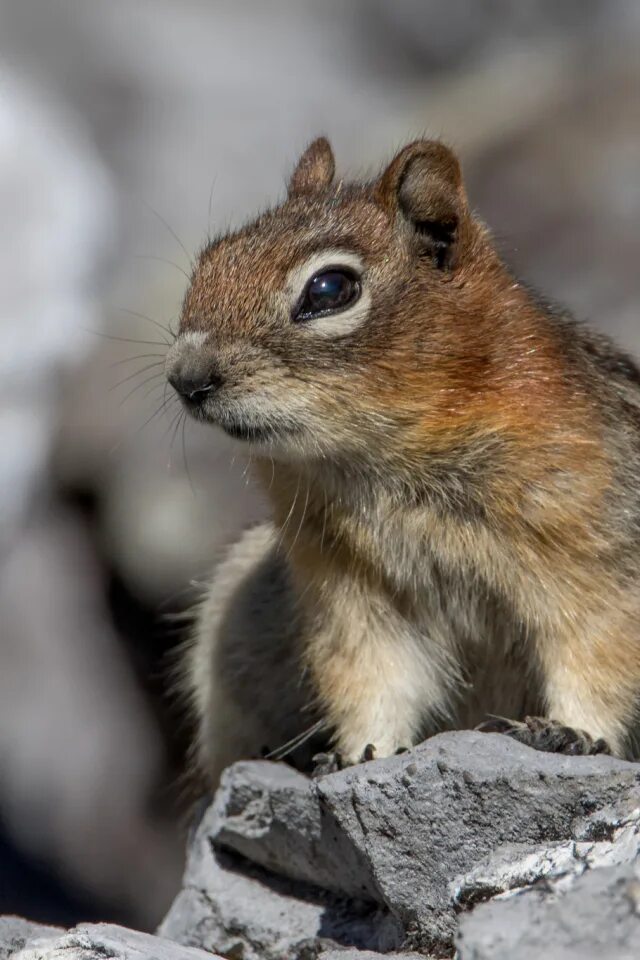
[167,364,224,404]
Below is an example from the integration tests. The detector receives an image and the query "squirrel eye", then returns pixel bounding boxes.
[294,268,361,321]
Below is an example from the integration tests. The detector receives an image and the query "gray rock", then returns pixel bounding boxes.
[9,923,218,960]
[160,800,402,960]
[211,760,378,899]
[453,802,640,906]
[5,734,640,960]
[312,732,639,951]
[319,952,424,960]
[164,731,640,956]
[0,920,60,960]
[456,860,640,960]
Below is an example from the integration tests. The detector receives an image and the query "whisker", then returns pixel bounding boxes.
[86,329,169,348]
[136,395,178,434]
[109,393,179,457]
[110,360,166,392]
[242,445,253,486]
[165,406,184,444]
[181,413,194,494]
[142,379,170,402]
[110,352,167,369]
[264,719,326,761]
[143,200,194,268]
[207,175,218,240]
[286,478,310,561]
[278,473,301,552]
[118,370,166,406]
[134,254,191,283]
[166,407,186,467]
[117,306,175,343]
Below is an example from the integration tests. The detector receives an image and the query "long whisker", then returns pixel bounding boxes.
[181,413,194,494]
[117,307,176,343]
[118,370,166,406]
[164,405,184,445]
[110,352,167,369]
[143,200,194,268]
[264,719,326,761]
[142,379,170,402]
[109,393,179,457]
[278,473,301,552]
[207,175,218,240]
[87,329,169,348]
[134,254,191,283]
[166,406,186,467]
[242,444,253,485]
[135,395,179,434]
[286,478,310,561]
[110,360,166,392]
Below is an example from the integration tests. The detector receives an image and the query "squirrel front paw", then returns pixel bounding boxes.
[477,715,611,756]
[311,750,345,777]
[311,742,376,777]
[311,741,410,777]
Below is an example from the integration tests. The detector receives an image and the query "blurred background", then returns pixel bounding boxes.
[0,0,638,933]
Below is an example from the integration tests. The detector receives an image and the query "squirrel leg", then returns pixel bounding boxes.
[305,589,452,772]
[482,613,640,759]
[476,601,640,759]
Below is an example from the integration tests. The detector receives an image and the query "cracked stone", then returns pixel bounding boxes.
[456,860,640,959]
[3,922,219,960]
[163,731,640,956]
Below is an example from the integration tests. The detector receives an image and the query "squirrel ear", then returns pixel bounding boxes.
[375,140,469,269]
[288,137,335,197]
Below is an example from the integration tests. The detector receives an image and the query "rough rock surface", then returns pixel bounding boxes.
[452,802,640,908]
[0,920,60,960]
[162,731,640,957]
[319,954,424,960]
[4,732,640,960]
[456,861,640,960]
[3,922,218,960]
[159,806,403,960]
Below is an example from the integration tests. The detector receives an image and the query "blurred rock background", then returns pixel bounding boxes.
[0,0,638,933]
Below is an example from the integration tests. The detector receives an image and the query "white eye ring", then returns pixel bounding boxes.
[286,250,371,338]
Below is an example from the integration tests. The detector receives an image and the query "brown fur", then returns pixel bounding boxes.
[167,137,640,785]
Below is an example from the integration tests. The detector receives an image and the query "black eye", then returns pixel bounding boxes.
[294,268,361,321]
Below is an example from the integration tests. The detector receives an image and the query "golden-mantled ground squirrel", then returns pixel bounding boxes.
[166,137,640,787]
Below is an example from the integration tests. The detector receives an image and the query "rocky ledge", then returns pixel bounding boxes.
[4,732,640,960]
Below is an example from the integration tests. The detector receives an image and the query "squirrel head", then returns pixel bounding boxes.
[166,137,522,471]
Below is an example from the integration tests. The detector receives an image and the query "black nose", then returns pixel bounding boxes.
[167,366,224,404]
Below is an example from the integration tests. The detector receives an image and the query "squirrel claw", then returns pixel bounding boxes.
[311,751,344,777]
[311,742,381,776]
[477,715,612,756]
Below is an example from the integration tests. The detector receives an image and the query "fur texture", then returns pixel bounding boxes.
[167,137,640,786]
